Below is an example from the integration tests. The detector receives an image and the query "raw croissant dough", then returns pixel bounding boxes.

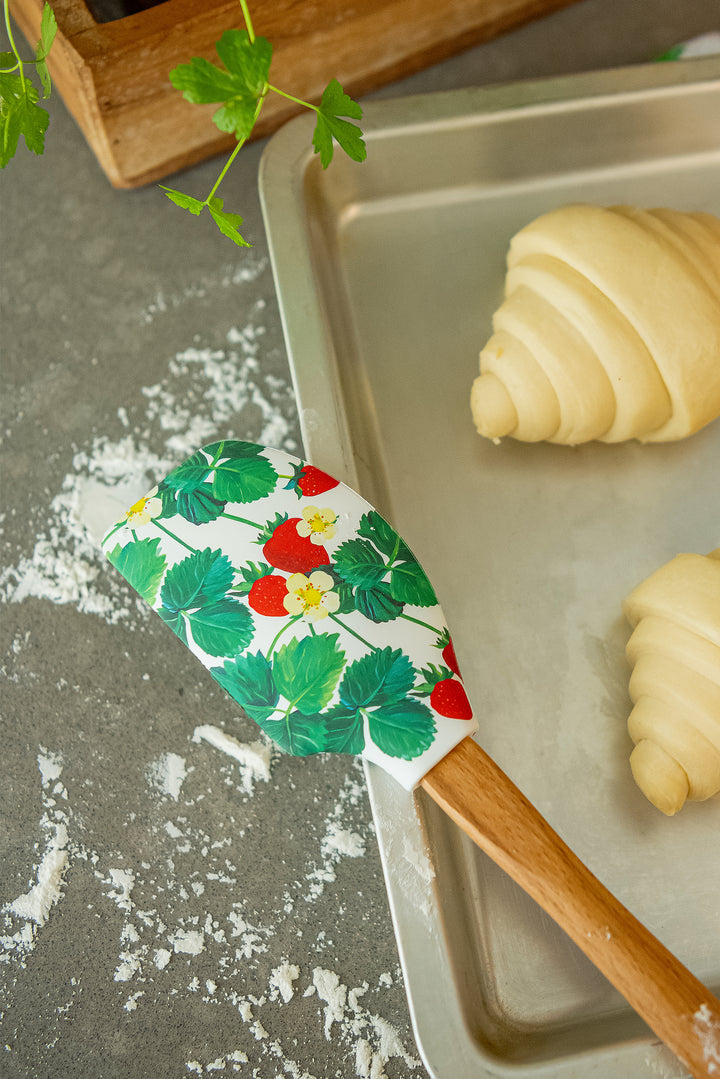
[622,548,720,815]
[470,204,720,444]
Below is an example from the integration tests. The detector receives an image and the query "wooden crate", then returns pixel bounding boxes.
[10,0,580,188]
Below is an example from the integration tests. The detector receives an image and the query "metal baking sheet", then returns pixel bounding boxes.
[259,59,720,1077]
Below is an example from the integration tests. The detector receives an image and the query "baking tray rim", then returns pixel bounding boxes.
[258,57,720,1079]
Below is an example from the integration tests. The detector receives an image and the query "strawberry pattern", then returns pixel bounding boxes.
[102,440,477,790]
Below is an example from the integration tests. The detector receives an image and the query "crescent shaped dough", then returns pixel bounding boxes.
[471,204,720,445]
[622,548,720,815]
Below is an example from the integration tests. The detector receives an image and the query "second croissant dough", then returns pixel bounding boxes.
[623,548,720,816]
[470,204,720,444]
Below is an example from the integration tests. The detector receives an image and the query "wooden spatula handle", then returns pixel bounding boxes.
[420,737,720,1079]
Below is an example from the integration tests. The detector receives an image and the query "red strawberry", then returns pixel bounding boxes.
[263,518,331,574]
[296,465,340,498]
[442,637,462,679]
[430,679,473,720]
[248,575,289,616]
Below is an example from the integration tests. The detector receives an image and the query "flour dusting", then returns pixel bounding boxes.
[0,307,298,624]
[2,273,422,1077]
[695,1003,720,1074]
[191,724,272,796]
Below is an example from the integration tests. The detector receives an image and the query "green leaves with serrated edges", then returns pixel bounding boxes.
[158,548,254,657]
[332,648,436,761]
[312,78,366,169]
[107,538,167,606]
[0,1,56,168]
[159,444,278,523]
[169,30,272,141]
[334,510,438,614]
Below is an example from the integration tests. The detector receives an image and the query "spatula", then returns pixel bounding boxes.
[100,438,720,1078]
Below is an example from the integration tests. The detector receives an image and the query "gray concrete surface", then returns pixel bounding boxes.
[1,2,718,1077]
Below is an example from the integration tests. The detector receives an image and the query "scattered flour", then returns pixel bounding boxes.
[1,749,71,961]
[0,313,299,624]
[695,1003,720,1074]
[3,286,422,1076]
[147,753,189,801]
[191,725,272,796]
[268,959,299,1004]
[4,821,69,928]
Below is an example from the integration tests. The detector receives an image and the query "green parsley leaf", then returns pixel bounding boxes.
[0,76,49,167]
[38,2,58,58]
[159,186,205,215]
[169,30,272,141]
[207,196,251,247]
[36,2,57,97]
[312,78,366,169]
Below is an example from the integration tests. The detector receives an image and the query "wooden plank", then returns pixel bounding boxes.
[9,0,582,188]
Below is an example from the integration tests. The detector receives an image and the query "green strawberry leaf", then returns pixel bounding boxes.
[160,548,234,613]
[212,651,279,723]
[155,481,179,520]
[357,511,399,559]
[176,485,227,525]
[333,538,386,588]
[312,78,366,169]
[367,698,436,760]
[339,647,415,710]
[321,705,365,755]
[388,555,437,608]
[258,710,329,756]
[107,537,167,606]
[273,634,345,714]
[353,582,403,623]
[165,449,214,491]
[210,452,277,503]
[185,596,254,656]
[157,604,188,646]
[166,445,276,503]
[202,440,263,460]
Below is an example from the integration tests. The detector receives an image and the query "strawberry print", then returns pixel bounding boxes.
[248,574,289,616]
[430,679,473,720]
[287,464,340,499]
[103,439,480,787]
[263,517,332,574]
[442,636,461,679]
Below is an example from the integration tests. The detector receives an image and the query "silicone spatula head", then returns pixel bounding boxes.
[101,439,477,789]
[100,439,720,1075]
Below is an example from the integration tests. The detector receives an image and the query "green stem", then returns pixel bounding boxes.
[204,89,267,204]
[329,613,375,651]
[267,615,302,656]
[267,83,317,112]
[3,0,25,88]
[221,511,263,530]
[399,611,441,634]
[153,519,198,554]
[103,519,126,545]
[238,0,255,42]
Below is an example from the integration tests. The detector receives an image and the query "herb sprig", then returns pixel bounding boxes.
[0,0,57,168]
[161,0,366,246]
